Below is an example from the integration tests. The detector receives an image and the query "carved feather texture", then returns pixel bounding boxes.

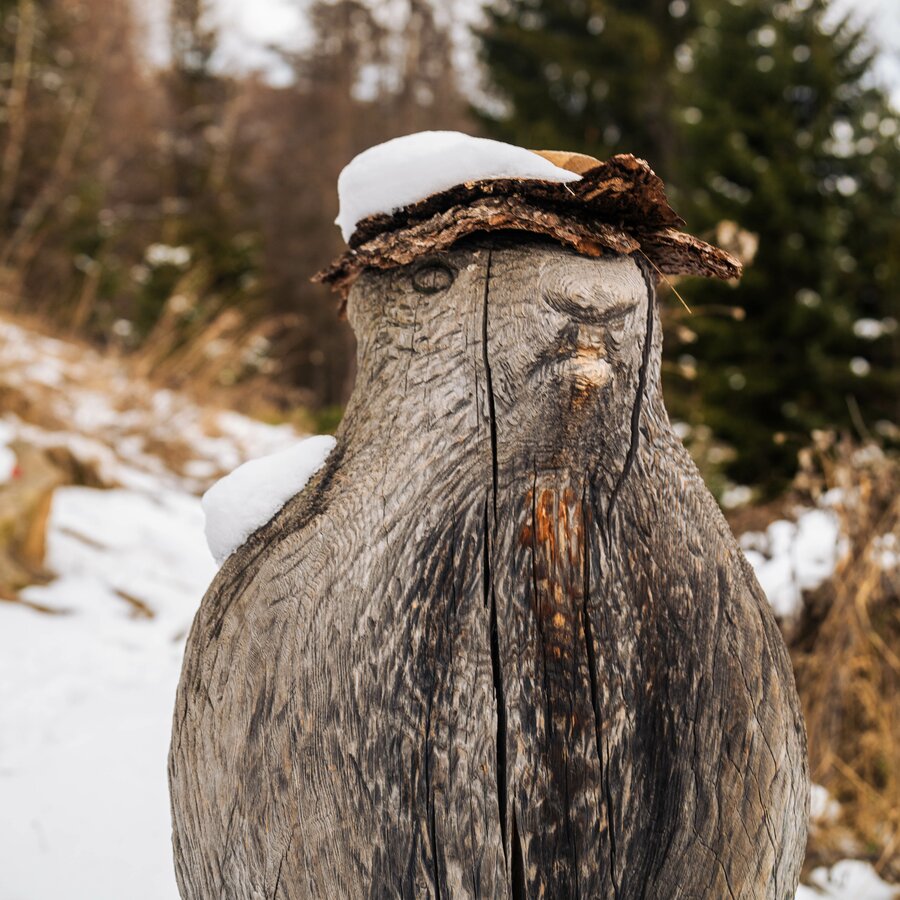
[171,242,806,900]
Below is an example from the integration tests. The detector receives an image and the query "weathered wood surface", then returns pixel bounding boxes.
[169,237,809,899]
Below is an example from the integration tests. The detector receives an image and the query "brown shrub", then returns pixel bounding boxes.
[791,433,900,878]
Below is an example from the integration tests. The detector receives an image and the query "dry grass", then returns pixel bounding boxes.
[121,267,313,423]
[790,433,900,878]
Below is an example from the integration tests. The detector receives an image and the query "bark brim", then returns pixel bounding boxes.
[314,153,742,302]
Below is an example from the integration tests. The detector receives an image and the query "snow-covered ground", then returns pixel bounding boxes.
[0,319,299,494]
[0,486,213,900]
[0,319,303,900]
[798,861,900,900]
[0,317,896,899]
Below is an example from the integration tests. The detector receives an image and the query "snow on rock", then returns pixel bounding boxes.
[741,506,844,621]
[797,860,900,899]
[335,130,582,241]
[202,435,336,565]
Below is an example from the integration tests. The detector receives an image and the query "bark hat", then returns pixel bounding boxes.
[314,131,742,300]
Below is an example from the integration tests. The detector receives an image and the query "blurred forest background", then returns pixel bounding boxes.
[1,0,899,892]
[0,0,897,493]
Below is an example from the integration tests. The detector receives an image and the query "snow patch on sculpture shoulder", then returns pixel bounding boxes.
[202,435,336,565]
[335,130,582,242]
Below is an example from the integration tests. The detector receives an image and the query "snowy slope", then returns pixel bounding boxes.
[0,487,213,900]
[0,318,306,900]
[797,861,900,899]
[0,431,332,898]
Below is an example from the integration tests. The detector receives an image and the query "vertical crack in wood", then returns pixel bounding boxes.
[602,738,621,900]
[488,536,509,870]
[271,857,284,900]
[481,245,509,876]
[425,699,442,900]
[481,248,499,526]
[604,263,656,540]
[565,498,581,900]
[482,503,491,611]
[270,828,295,900]
[580,483,620,899]
[423,555,443,900]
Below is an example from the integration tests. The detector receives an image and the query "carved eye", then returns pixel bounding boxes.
[412,261,455,294]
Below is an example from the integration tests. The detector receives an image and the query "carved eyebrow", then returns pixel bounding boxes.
[540,268,643,324]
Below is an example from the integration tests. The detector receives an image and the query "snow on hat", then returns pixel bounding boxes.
[315,131,742,300]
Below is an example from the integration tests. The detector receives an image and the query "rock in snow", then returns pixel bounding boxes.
[202,435,335,565]
[335,130,582,241]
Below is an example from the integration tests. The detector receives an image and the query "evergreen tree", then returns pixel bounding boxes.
[477,0,695,181]
[676,0,900,488]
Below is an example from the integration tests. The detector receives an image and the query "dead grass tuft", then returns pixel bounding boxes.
[790,433,900,879]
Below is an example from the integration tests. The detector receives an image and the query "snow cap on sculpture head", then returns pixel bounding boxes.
[315,130,743,300]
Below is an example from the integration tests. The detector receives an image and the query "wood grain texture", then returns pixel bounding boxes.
[170,237,809,899]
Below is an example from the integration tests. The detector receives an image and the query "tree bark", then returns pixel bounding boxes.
[169,237,809,899]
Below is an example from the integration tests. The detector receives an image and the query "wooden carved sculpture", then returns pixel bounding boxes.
[170,141,809,899]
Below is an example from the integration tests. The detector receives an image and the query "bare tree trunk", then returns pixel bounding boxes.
[0,0,36,224]
[0,79,99,269]
[170,238,809,899]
